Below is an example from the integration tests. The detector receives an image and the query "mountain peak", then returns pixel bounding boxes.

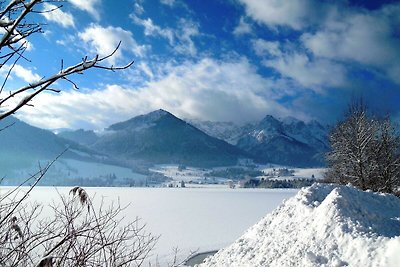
[146,109,173,120]
[93,110,246,167]
[258,115,282,132]
[108,109,176,131]
[262,114,277,121]
[150,108,170,115]
[260,115,280,124]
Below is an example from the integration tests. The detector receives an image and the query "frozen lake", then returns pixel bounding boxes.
[2,186,297,264]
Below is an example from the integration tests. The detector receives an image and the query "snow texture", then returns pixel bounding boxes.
[200,184,400,267]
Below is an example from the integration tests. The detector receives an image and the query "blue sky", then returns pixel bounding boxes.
[3,0,400,130]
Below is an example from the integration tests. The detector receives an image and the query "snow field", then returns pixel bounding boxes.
[200,184,400,267]
[1,186,297,265]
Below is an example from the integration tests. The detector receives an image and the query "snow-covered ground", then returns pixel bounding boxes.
[58,159,144,180]
[200,184,400,267]
[2,186,297,265]
[150,164,326,186]
[257,165,325,181]
[292,167,325,179]
[8,159,146,186]
[150,165,209,183]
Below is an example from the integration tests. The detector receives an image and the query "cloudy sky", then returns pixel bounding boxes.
[3,0,400,130]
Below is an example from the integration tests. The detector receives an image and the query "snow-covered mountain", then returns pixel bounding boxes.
[0,116,96,161]
[0,116,117,185]
[188,120,250,145]
[189,115,329,167]
[9,110,328,172]
[282,116,329,151]
[91,109,248,167]
[201,184,400,267]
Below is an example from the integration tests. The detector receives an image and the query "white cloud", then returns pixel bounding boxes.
[174,19,199,56]
[302,12,397,65]
[252,39,281,57]
[238,0,318,30]
[233,17,252,36]
[301,5,400,84]
[0,65,41,111]
[12,64,41,83]
[263,53,347,89]
[56,34,76,47]
[131,15,174,44]
[16,58,306,129]
[138,62,154,79]
[251,38,347,89]
[132,16,199,56]
[240,0,400,76]
[41,3,75,28]
[24,40,33,51]
[78,24,147,64]
[134,3,144,15]
[245,1,400,86]
[68,0,101,20]
[160,0,176,7]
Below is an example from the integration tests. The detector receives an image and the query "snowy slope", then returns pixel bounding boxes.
[188,119,250,145]
[236,115,328,167]
[200,184,400,267]
[282,117,329,151]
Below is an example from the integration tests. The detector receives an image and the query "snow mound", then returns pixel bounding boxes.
[200,184,400,267]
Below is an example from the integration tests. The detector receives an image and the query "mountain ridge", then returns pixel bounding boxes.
[188,115,329,167]
[90,110,248,167]
[0,116,111,182]
[55,110,329,167]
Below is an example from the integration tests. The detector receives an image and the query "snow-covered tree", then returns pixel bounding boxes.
[371,118,400,193]
[325,101,377,189]
[325,100,400,194]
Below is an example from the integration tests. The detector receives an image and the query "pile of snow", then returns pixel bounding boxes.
[200,184,400,267]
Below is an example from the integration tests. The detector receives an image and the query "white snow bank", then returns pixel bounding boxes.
[200,184,400,267]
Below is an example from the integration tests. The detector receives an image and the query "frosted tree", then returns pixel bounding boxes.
[0,1,157,266]
[325,100,400,195]
[325,101,378,189]
[371,118,400,193]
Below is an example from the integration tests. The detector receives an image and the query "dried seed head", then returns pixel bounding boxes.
[69,186,89,206]
[37,256,54,267]
[10,217,23,240]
